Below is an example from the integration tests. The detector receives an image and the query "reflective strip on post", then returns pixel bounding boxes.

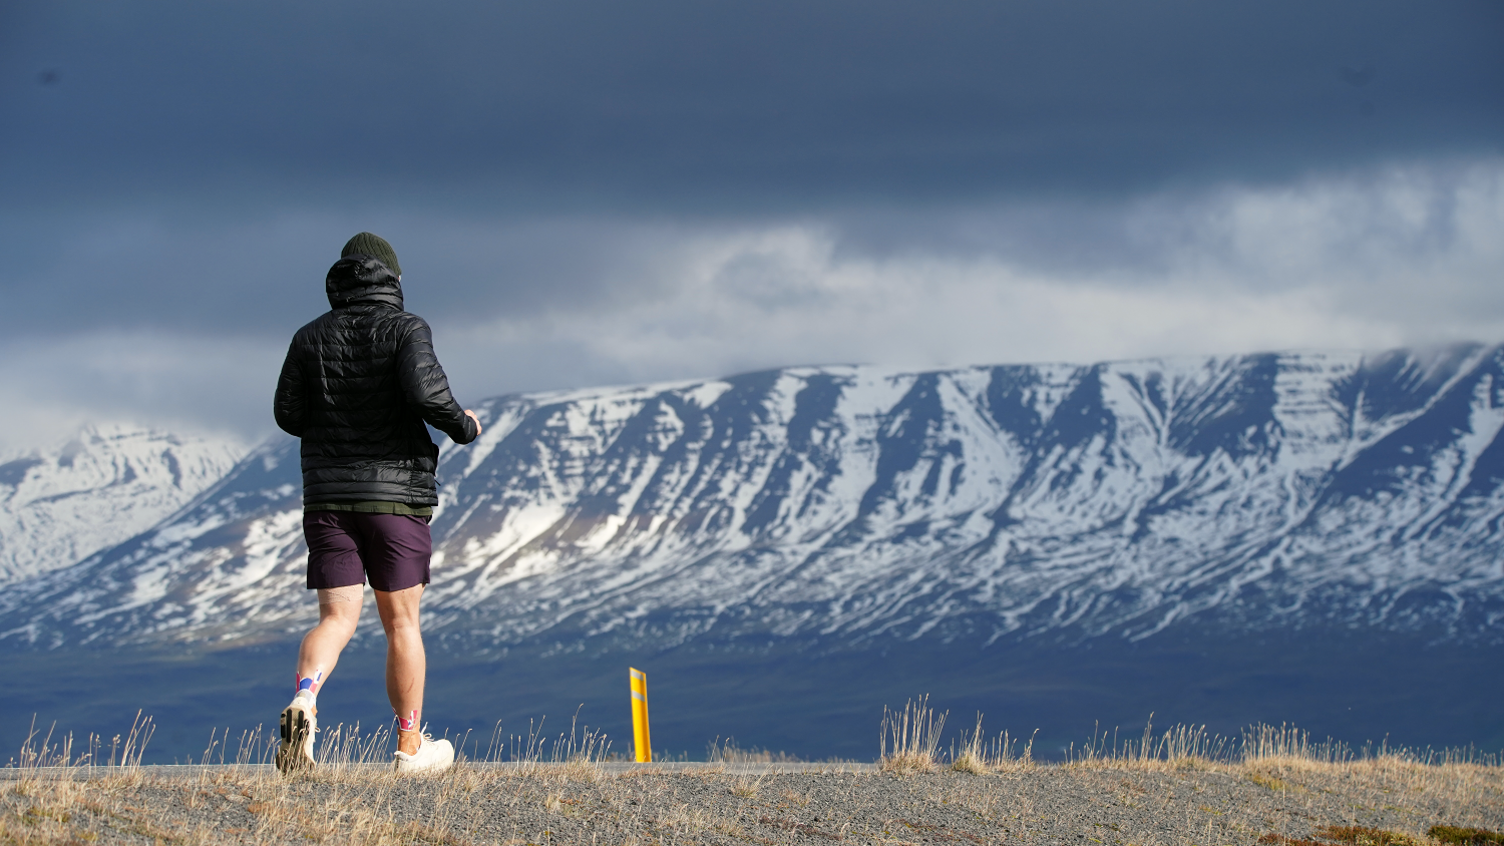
[629,667,651,763]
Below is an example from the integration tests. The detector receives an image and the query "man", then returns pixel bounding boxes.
[272,232,482,774]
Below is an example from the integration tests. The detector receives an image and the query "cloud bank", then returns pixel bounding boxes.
[2,159,1500,452]
[1,0,1500,450]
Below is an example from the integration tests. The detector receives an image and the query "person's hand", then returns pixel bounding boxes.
[464,409,483,436]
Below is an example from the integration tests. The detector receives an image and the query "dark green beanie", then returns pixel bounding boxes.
[341,232,402,278]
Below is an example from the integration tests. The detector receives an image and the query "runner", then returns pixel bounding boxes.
[272,232,481,774]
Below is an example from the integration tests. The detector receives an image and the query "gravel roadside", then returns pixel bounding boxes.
[3,758,1500,845]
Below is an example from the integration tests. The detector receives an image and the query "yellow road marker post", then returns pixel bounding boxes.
[630,667,652,762]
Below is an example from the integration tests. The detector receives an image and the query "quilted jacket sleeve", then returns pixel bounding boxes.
[273,337,307,437]
[396,316,480,445]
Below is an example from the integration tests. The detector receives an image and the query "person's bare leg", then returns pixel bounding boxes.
[296,586,364,702]
[375,584,426,755]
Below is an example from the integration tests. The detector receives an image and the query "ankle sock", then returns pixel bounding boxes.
[396,709,419,733]
[294,669,323,706]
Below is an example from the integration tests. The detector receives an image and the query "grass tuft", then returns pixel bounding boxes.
[950,713,989,774]
[1261,825,1423,846]
[880,695,947,774]
[1316,824,1420,846]
[1431,826,1504,846]
[706,736,803,764]
[946,712,1035,773]
[1248,771,1301,792]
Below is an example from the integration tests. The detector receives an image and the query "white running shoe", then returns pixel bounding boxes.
[393,734,455,774]
[276,694,317,773]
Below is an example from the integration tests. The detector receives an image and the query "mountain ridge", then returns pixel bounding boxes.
[0,425,247,585]
[3,345,1502,653]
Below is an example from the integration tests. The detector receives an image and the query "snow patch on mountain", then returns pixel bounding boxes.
[4,348,1504,651]
[0,425,247,584]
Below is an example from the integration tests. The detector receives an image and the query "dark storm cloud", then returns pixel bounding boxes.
[4,0,1500,207]
[0,0,1500,340]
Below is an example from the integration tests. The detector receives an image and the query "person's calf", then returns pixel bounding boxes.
[296,585,363,690]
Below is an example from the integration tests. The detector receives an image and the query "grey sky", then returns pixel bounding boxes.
[1,0,1501,450]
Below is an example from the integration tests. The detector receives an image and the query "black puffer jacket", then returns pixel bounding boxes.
[273,255,479,507]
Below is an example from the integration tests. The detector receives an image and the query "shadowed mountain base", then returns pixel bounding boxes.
[3,626,1501,765]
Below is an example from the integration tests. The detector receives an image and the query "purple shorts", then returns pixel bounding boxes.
[303,511,432,592]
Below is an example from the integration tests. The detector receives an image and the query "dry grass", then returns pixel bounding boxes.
[879,694,948,773]
[4,749,1501,845]
[1430,825,1504,845]
[0,709,620,845]
[1056,713,1235,770]
[948,711,1036,774]
[704,736,803,764]
[3,707,1501,845]
[917,753,1504,846]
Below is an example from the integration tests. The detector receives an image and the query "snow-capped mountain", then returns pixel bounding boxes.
[0,425,247,585]
[5,346,1504,650]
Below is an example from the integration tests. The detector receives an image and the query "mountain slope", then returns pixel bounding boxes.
[4,346,1504,650]
[0,425,247,585]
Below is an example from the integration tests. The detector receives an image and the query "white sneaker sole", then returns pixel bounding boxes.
[276,700,316,773]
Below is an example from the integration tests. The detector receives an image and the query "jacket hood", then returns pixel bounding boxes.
[326,255,404,310]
